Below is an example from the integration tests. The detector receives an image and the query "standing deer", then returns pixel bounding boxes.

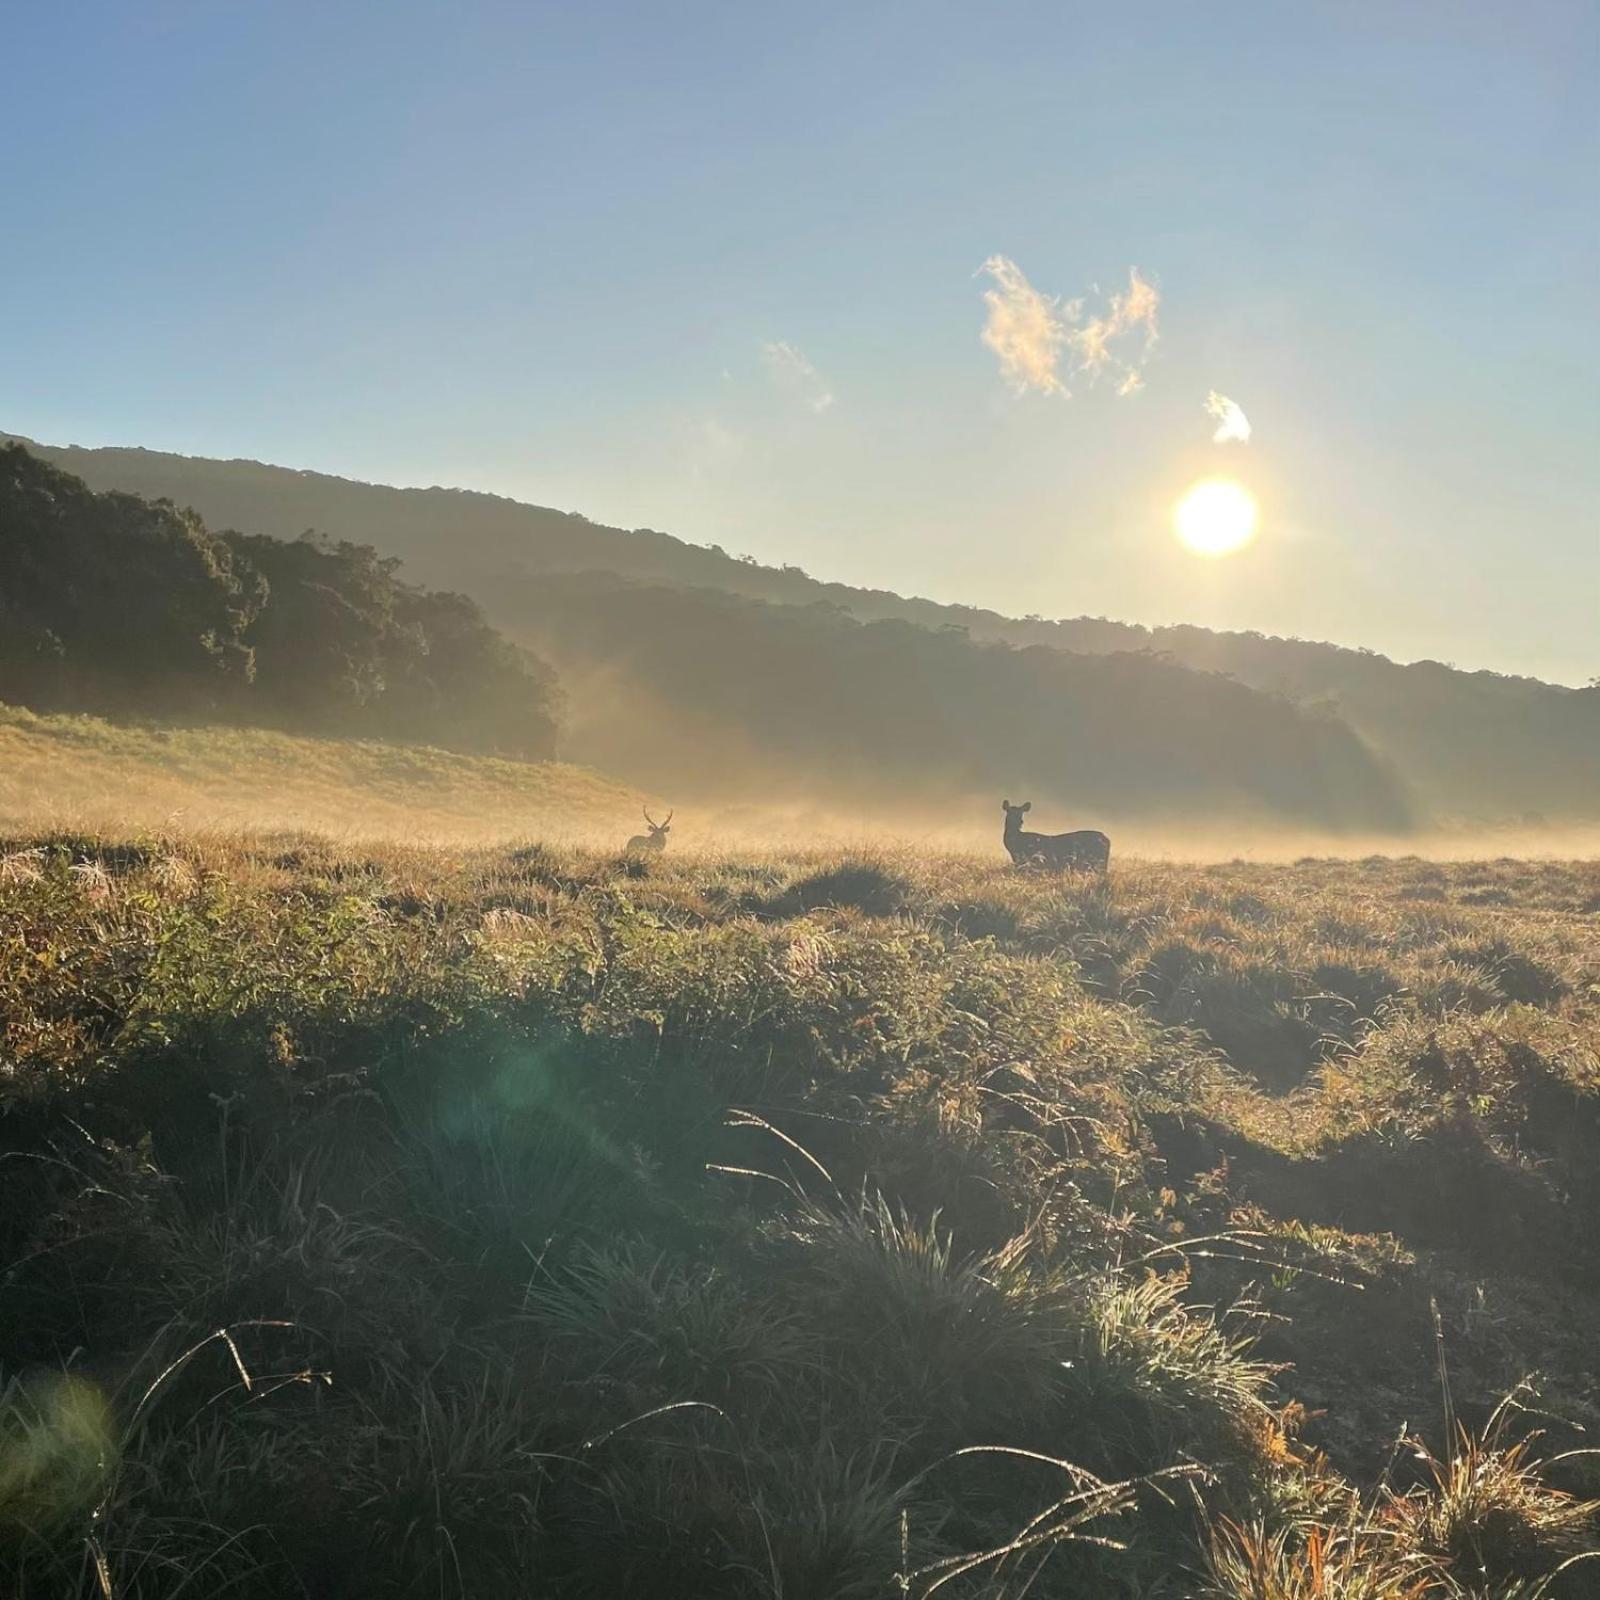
[1001,800,1110,872]
[626,808,673,854]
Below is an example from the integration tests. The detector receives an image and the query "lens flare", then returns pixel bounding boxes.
[1174,479,1259,557]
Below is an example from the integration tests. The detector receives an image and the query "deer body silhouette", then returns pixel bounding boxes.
[1001,800,1109,872]
[626,808,673,853]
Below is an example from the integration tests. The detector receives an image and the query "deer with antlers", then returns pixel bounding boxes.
[1001,800,1109,873]
[626,808,674,854]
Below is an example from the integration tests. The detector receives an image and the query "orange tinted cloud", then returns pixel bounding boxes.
[979,259,1160,398]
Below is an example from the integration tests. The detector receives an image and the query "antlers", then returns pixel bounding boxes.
[643,808,674,832]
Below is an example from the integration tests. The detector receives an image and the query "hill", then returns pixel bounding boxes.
[498,569,1410,834]
[15,434,1596,828]
[3,832,1597,1595]
[5,438,1418,838]
[0,443,1415,836]
[0,702,639,842]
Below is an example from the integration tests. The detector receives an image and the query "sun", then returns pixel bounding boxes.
[1174,478,1259,557]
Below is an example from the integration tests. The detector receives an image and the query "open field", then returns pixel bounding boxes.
[0,704,644,844]
[2,834,1597,1596]
[8,701,1600,866]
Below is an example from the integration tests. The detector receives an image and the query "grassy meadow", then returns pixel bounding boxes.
[0,704,644,844]
[2,832,1598,1596]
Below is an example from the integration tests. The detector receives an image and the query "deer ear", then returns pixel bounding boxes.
[1002,799,1010,810]
[1021,802,1032,813]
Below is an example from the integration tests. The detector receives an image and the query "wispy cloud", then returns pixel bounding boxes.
[978,258,1160,398]
[1071,267,1160,390]
[979,255,1068,395]
[686,417,744,480]
[1204,390,1252,444]
[761,340,834,413]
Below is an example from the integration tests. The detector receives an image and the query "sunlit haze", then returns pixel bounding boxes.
[3,2,1596,683]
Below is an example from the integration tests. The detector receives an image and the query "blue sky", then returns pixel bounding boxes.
[5,0,1596,682]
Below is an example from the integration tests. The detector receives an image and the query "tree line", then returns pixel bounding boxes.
[0,444,559,759]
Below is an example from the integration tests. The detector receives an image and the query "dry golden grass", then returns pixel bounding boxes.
[0,702,645,843]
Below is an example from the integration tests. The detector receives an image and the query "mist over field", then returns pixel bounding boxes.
[6,695,1598,865]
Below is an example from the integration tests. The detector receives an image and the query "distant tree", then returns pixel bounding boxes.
[385,584,560,759]
[0,607,65,704]
[220,533,397,725]
[224,530,559,758]
[0,442,260,715]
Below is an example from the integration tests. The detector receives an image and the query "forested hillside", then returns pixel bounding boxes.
[0,445,559,760]
[0,442,1416,833]
[18,435,1594,827]
[502,571,1411,831]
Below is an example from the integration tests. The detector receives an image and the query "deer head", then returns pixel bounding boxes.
[644,808,673,840]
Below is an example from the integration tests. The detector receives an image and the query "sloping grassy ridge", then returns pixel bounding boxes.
[1,839,1597,1596]
[0,702,640,841]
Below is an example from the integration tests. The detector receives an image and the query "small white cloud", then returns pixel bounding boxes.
[979,255,1069,396]
[1204,390,1252,444]
[978,259,1160,399]
[761,340,834,413]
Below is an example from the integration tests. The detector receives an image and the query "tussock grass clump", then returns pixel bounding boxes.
[1387,1389,1600,1590]
[772,1197,1077,1446]
[752,856,924,921]
[526,1243,814,1414]
[1203,1518,1438,1599]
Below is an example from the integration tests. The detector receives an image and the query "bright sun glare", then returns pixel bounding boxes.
[1174,479,1259,557]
